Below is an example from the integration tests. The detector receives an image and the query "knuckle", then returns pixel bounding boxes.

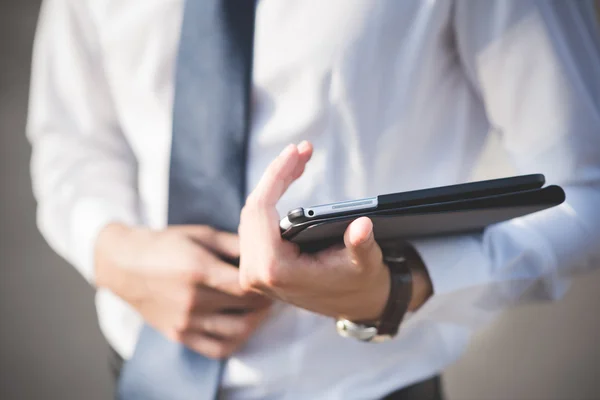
[176,263,203,283]
[238,270,256,292]
[241,291,267,304]
[168,328,185,343]
[239,248,287,290]
[182,295,196,314]
[188,246,207,265]
[161,229,181,242]
[210,344,231,360]
[261,259,285,288]
[194,225,213,238]
[254,296,273,309]
[238,320,255,338]
[184,267,205,284]
[201,317,215,334]
[241,258,284,290]
[176,310,194,332]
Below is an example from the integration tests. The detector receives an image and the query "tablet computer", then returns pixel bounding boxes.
[279,174,564,250]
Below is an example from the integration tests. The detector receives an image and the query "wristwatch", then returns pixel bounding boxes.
[336,245,414,342]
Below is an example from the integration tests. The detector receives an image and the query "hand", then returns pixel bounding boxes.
[95,224,272,359]
[238,142,432,323]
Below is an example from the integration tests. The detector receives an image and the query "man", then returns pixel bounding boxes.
[27,0,600,399]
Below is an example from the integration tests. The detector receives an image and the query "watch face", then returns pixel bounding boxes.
[369,334,393,343]
[336,319,378,342]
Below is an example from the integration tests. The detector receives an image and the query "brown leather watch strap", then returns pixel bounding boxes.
[377,246,414,337]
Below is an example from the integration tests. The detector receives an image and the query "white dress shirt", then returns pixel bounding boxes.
[28,0,600,398]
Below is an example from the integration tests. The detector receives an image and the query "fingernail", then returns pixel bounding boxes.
[360,229,373,246]
[298,140,310,152]
[280,144,296,156]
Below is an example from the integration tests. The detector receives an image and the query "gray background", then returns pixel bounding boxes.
[1,1,599,399]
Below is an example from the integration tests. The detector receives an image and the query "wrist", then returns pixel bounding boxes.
[405,248,433,312]
[407,267,433,311]
[345,265,391,323]
[94,222,141,291]
[341,245,432,327]
[337,248,413,342]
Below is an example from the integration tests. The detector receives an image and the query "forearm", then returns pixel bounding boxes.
[28,0,141,283]
[29,127,141,283]
[94,223,139,292]
[405,184,600,329]
[398,0,600,330]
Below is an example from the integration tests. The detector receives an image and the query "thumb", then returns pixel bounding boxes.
[344,217,383,269]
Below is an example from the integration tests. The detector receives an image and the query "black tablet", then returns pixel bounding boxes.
[279,174,564,251]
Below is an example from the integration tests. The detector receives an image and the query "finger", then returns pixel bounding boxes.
[181,247,250,297]
[188,308,270,340]
[249,142,312,209]
[343,217,383,269]
[174,225,240,259]
[178,333,236,360]
[290,140,313,181]
[177,308,270,358]
[192,286,272,313]
[200,261,249,297]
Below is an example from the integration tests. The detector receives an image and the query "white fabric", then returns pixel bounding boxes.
[27,0,600,398]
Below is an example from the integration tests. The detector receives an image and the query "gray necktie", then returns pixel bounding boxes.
[117,1,256,398]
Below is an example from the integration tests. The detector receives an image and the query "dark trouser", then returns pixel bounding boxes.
[109,348,443,400]
[109,347,124,387]
[382,376,443,400]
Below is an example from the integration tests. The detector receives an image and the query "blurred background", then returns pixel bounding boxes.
[1,1,599,399]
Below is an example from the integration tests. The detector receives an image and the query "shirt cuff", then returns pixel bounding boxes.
[409,234,492,296]
[406,221,565,328]
[406,234,499,328]
[69,198,140,284]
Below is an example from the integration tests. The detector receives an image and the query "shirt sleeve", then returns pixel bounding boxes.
[407,0,600,329]
[27,0,141,284]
